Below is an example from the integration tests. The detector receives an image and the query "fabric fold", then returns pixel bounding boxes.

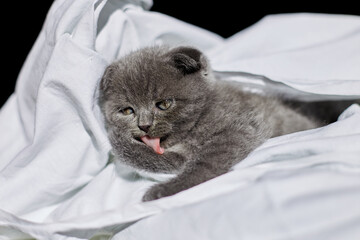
[0,0,359,239]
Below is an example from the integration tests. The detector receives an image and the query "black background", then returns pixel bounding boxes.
[1,0,359,107]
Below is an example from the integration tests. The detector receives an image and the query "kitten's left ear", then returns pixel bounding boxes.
[100,64,116,94]
[168,46,207,75]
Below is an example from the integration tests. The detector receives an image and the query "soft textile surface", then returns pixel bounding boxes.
[0,0,359,239]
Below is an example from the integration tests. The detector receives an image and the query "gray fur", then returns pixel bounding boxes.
[99,45,320,201]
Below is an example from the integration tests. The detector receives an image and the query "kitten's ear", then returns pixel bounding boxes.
[100,64,116,93]
[168,47,204,75]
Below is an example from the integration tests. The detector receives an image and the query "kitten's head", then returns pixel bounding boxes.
[99,46,214,148]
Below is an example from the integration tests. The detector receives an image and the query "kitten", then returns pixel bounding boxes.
[99,45,321,201]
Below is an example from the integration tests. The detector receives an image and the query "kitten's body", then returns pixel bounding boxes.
[99,46,320,201]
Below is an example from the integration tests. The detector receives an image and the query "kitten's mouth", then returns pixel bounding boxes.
[135,135,168,155]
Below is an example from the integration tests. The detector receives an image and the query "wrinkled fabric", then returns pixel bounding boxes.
[0,0,359,239]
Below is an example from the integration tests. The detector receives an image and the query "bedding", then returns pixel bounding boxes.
[0,0,359,239]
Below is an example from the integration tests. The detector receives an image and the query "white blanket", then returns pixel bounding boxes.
[0,0,359,239]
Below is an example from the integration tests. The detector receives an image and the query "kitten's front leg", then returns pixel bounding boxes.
[142,132,265,201]
[142,160,229,201]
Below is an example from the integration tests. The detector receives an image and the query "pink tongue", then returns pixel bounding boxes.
[140,136,165,155]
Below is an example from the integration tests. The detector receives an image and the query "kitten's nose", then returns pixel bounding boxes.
[139,124,151,133]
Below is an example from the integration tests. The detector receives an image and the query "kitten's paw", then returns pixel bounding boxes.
[142,184,173,202]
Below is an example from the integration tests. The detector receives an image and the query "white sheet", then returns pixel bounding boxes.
[0,0,359,239]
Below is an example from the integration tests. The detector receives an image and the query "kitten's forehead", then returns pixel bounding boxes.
[114,48,179,99]
[105,46,210,108]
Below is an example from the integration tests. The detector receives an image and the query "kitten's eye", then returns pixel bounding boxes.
[156,99,173,110]
[120,107,134,115]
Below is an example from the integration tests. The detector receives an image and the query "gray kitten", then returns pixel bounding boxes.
[99,45,320,201]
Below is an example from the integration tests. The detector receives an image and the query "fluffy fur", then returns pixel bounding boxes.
[99,45,322,201]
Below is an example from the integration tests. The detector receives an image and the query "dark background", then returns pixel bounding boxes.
[1,0,359,108]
